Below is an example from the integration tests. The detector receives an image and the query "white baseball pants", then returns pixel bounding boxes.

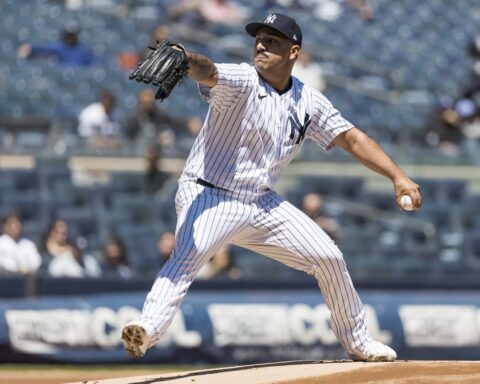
[138,180,373,354]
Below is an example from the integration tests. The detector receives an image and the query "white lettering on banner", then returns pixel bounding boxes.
[398,305,480,347]
[90,307,119,347]
[5,306,201,354]
[155,309,202,348]
[364,306,392,344]
[208,304,291,346]
[6,309,91,353]
[208,304,391,347]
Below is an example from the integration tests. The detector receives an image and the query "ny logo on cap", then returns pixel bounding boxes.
[264,14,277,24]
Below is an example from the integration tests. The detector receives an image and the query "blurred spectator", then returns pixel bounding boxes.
[42,218,101,277]
[166,0,205,28]
[153,24,171,42]
[157,231,175,268]
[197,0,247,26]
[177,116,204,151]
[144,145,172,194]
[467,32,480,91]
[196,245,241,280]
[148,24,172,50]
[167,0,246,28]
[301,193,343,241]
[78,90,124,150]
[125,88,182,152]
[0,212,42,275]
[346,0,374,21]
[100,235,134,279]
[292,49,326,92]
[117,24,172,71]
[425,96,480,157]
[117,50,141,72]
[17,23,94,67]
[41,219,76,266]
[48,243,102,278]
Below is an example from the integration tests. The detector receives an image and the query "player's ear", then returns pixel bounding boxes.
[290,45,301,60]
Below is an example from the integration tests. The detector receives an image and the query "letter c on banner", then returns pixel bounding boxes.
[288,304,317,346]
[91,307,119,348]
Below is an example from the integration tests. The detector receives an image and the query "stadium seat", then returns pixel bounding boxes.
[463,232,480,270]
[112,193,153,223]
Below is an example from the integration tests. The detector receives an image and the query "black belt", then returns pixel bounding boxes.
[196,178,228,191]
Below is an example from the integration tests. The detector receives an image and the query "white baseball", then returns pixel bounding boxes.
[400,195,414,211]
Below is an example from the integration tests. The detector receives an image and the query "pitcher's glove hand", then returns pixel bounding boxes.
[129,40,189,100]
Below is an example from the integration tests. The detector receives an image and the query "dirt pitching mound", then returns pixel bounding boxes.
[68,360,480,384]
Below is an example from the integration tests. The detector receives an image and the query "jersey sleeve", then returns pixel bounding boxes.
[307,92,354,150]
[198,63,253,112]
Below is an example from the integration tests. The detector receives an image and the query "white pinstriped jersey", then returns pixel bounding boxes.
[181,63,354,197]
[136,64,375,358]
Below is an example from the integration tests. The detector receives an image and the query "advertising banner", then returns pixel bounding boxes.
[1,290,479,363]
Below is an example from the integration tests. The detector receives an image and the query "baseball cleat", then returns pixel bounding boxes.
[349,340,397,362]
[121,321,150,358]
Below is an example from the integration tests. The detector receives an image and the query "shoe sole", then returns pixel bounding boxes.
[366,354,396,362]
[122,324,148,358]
[349,353,397,362]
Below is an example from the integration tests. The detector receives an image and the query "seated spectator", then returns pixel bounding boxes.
[346,0,374,21]
[41,218,100,277]
[117,50,141,72]
[78,90,124,150]
[467,31,480,91]
[17,23,94,67]
[100,235,134,279]
[301,193,343,241]
[125,88,183,152]
[196,245,241,280]
[117,24,172,72]
[148,25,172,50]
[153,24,171,42]
[177,115,203,152]
[157,231,175,268]
[144,145,172,194]
[41,218,76,266]
[166,0,205,28]
[292,49,326,92]
[197,0,247,26]
[48,244,102,278]
[0,212,42,274]
[425,96,480,157]
[168,0,247,28]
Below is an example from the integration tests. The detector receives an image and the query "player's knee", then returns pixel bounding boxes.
[315,243,344,262]
[172,243,211,265]
[317,246,345,267]
[328,245,344,261]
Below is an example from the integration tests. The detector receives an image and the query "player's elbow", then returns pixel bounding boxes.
[338,128,372,155]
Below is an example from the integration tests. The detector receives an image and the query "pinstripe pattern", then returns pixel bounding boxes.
[137,63,373,355]
[182,63,353,198]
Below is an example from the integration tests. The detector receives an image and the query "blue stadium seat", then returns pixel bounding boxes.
[2,169,38,191]
[416,178,467,203]
[463,231,480,270]
[112,193,153,223]
[0,190,42,222]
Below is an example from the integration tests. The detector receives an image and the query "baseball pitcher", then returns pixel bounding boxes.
[123,13,421,361]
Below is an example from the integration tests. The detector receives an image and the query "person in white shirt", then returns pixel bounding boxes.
[78,90,124,150]
[48,244,102,278]
[0,213,42,274]
[292,49,326,92]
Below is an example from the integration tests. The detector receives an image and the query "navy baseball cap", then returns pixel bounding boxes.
[246,13,302,46]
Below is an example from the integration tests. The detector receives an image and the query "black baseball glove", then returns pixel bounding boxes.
[129,40,189,100]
